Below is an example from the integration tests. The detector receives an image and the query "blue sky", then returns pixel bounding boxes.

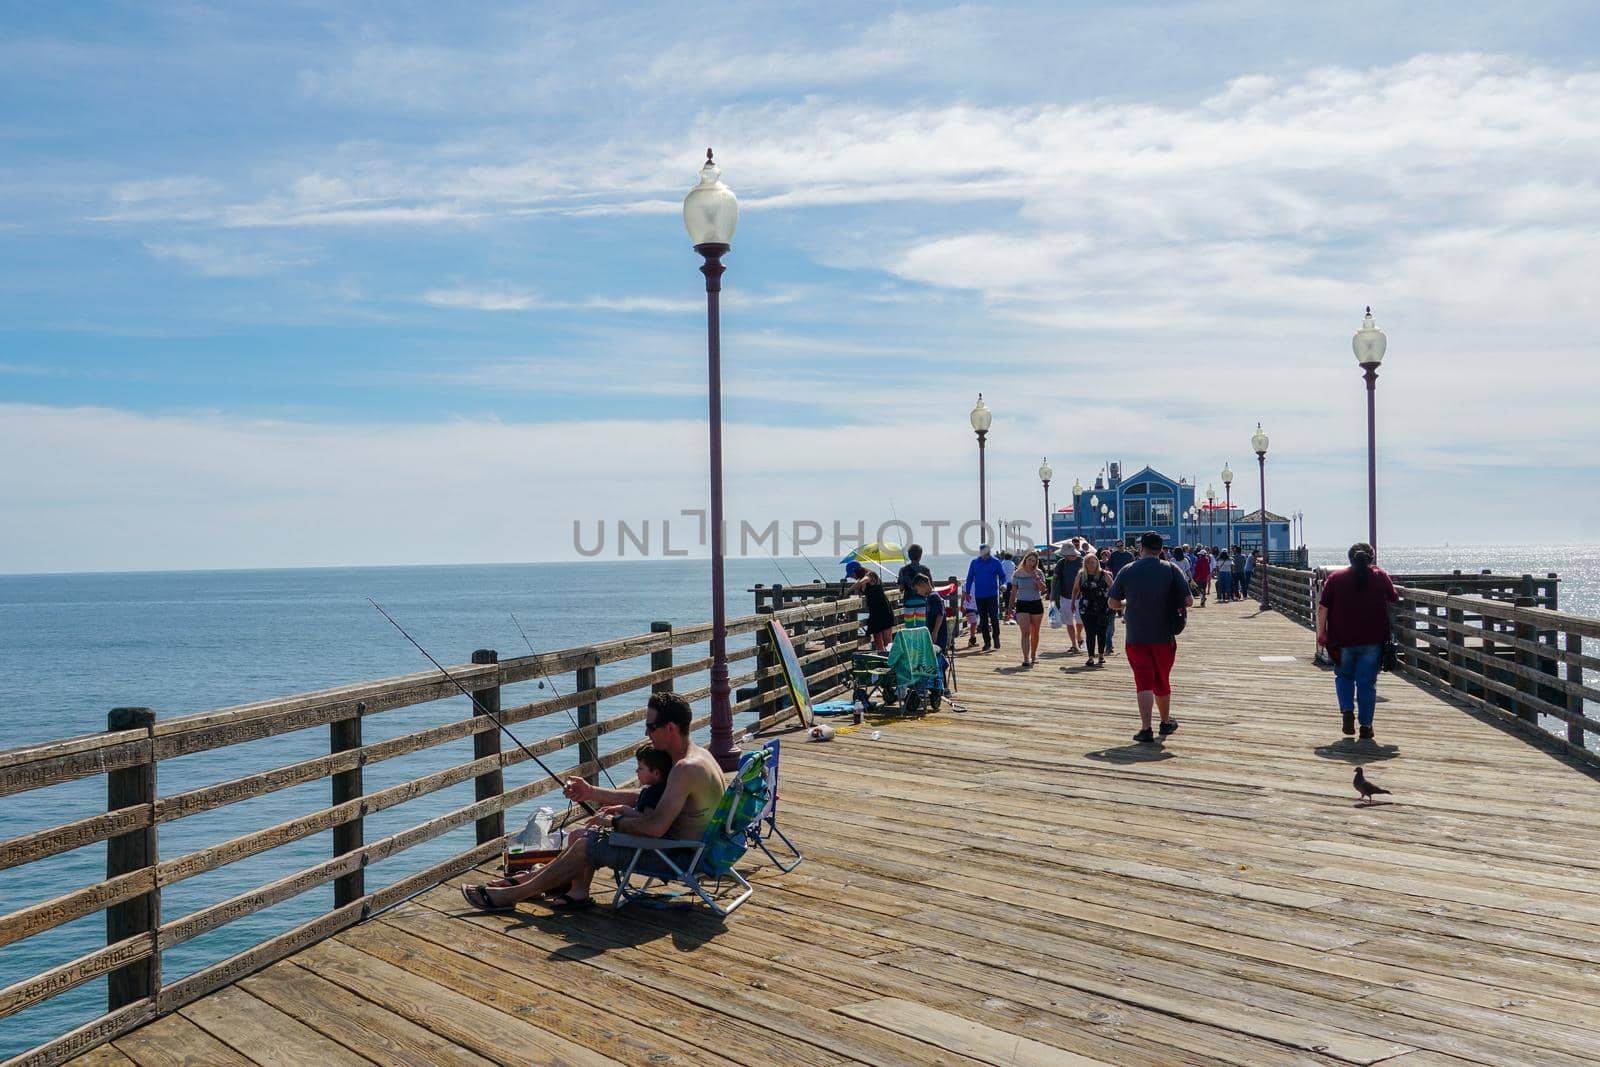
[3,2,1599,572]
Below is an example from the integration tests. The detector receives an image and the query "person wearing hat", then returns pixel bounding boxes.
[963,544,1006,653]
[848,562,896,652]
[1052,543,1085,654]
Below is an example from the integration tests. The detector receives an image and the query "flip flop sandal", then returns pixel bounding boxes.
[548,894,596,911]
[461,884,513,911]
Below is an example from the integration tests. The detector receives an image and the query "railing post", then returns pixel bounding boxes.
[1513,597,1538,724]
[1567,630,1585,750]
[470,650,504,845]
[330,702,365,908]
[577,660,598,783]
[754,585,780,718]
[651,621,674,694]
[106,706,159,1011]
[1446,589,1466,697]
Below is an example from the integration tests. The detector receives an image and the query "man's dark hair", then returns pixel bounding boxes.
[907,543,923,561]
[635,746,672,776]
[646,691,693,735]
[1140,531,1164,553]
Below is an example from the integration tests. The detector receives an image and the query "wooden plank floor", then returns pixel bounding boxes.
[75,602,1600,1066]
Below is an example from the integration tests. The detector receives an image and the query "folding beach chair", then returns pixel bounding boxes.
[608,748,771,917]
[745,739,801,872]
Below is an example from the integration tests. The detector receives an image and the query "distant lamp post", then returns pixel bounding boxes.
[1206,484,1217,548]
[1038,458,1053,546]
[1221,463,1234,550]
[970,395,993,541]
[1108,508,1117,544]
[1072,477,1084,539]
[1251,424,1270,608]
[683,147,740,771]
[1353,306,1387,558]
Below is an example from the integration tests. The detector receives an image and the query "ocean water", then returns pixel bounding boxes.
[2,546,1596,1056]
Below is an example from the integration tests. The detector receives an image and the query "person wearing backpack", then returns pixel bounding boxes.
[1073,553,1112,667]
[1108,532,1193,743]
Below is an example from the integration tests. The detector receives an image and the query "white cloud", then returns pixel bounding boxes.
[143,240,312,277]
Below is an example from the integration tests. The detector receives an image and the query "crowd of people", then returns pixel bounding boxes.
[459,535,1398,916]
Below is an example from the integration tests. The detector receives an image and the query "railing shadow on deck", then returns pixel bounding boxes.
[1260,563,1600,784]
[0,586,871,1067]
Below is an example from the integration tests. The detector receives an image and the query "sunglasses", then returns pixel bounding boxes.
[643,719,661,733]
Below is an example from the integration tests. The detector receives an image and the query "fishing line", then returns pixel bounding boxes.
[366,598,598,816]
[509,611,618,789]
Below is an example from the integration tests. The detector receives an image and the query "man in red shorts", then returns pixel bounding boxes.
[1108,531,1194,743]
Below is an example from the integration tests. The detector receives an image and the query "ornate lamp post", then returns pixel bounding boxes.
[1252,424,1270,608]
[1038,458,1053,546]
[683,148,740,770]
[1107,508,1117,544]
[1221,463,1234,550]
[1353,307,1387,558]
[1206,483,1217,549]
[1072,477,1084,540]
[970,395,992,541]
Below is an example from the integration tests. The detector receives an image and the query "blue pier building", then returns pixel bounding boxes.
[1049,462,1291,557]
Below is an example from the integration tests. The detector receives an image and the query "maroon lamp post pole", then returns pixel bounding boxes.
[1251,424,1270,608]
[684,150,741,771]
[970,395,993,541]
[1205,484,1216,550]
[1353,307,1387,559]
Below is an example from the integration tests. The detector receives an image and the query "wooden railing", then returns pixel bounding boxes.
[0,592,868,1067]
[1260,564,1593,764]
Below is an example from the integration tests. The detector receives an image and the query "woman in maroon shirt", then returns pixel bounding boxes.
[1316,542,1398,740]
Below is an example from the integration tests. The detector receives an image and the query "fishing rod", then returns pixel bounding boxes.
[509,611,617,789]
[366,598,598,816]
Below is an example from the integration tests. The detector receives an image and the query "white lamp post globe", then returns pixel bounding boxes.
[1107,509,1115,521]
[683,149,738,248]
[1072,477,1083,496]
[1038,459,1053,484]
[1353,306,1387,367]
[969,394,993,433]
[1221,463,1233,486]
[1251,423,1269,456]
[1090,494,1099,510]
[1206,484,1216,503]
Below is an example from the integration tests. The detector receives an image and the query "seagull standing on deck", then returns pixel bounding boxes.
[1353,767,1391,805]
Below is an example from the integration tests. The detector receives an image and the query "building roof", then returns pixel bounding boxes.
[1237,509,1290,523]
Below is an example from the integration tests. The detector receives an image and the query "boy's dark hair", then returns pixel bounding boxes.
[646,691,693,735]
[635,746,672,776]
[907,543,923,561]
[1140,531,1164,552]
[912,573,933,589]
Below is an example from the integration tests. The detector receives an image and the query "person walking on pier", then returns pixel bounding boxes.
[1007,550,1048,667]
[1316,542,1398,740]
[1074,553,1111,667]
[1193,548,1212,606]
[1214,551,1232,601]
[1109,532,1193,743]
[1238,549,1257,600]
[964,544,1006,652]
[1052,544,1085,654]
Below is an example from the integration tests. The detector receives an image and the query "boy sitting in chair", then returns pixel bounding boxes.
[462,693,726,911]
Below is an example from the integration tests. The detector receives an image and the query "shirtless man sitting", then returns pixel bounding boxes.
[462,691,727,910]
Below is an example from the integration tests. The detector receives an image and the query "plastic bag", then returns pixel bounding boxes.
[513,805,557,850]
[1048,604,1063,628]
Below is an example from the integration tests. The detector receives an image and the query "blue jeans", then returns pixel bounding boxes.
[1104,612,1116,650]
[1216,573,1230,600]
[1334,643,1382,725]
[1238,571,1252,598]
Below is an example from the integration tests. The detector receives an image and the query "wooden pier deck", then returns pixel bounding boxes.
[68,602,1600,1067]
